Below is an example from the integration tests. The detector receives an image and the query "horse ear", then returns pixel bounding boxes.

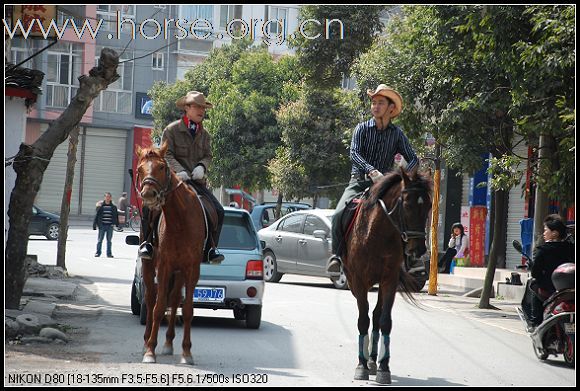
[409,164,419,179]
[159,141,169,157]
[135,144,143,158]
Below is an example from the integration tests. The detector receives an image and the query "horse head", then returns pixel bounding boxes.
[368,166,432,258]
[135,142,174,210]
[399,166,432,257]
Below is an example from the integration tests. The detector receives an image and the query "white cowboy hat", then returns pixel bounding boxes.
[176,91,213,110]
[366,84,404,118]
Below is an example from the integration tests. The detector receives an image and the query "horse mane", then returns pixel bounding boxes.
[364,171,403,209]
[365,169,433,209]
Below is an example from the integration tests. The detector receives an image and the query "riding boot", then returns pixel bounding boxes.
[138,206,154,260]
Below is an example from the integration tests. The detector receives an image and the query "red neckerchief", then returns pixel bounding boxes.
[182,115,203,134]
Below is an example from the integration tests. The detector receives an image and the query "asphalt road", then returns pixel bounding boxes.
[5,228,576,387]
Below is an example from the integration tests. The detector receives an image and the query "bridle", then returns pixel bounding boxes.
[377,187,430,243]
[135,157,177,206]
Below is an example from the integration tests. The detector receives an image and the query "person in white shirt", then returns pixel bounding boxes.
[439,222,469,273]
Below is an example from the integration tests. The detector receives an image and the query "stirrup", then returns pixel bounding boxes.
[138,242,153,260]
[327,256,342,276]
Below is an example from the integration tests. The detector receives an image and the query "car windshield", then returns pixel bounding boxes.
[218,214,258,250]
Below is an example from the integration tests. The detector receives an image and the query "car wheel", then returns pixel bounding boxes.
[263,250,283,283]
[245,305,262,329]
[139,300,147,325]
[331,267,349,290]
[45,223,59,240]
[131,282,140,315]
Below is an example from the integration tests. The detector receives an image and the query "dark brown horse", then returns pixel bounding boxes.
[135,143,206,364]
[343,166,432,384]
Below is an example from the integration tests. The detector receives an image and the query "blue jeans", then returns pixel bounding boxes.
[96,224,114,256]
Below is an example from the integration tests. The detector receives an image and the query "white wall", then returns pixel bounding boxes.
[5,97,28,237]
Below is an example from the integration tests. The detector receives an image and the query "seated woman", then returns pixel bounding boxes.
[525,214,574,328]
[438,222,469,274]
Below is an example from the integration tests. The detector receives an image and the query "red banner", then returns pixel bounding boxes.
[469,206,487,267]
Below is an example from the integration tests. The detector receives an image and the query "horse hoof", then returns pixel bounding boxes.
[142,354,156,364]
[375,370,391,384]
[180,355,194,365]
[354,365,369,381]
[367,359,377,376]
[161,345,173,355]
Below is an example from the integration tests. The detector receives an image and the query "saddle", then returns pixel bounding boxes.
[336,189,370,257]
[146,180,218,249]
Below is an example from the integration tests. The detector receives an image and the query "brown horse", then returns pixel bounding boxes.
[135,142,206,364]
[343,166,432,384]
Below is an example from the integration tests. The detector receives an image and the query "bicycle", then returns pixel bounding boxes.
[127,205,141,232]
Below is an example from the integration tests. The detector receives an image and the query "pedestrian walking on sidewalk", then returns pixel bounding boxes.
[93,192,120,258]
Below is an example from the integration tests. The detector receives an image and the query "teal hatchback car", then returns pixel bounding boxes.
[130,207,265,329]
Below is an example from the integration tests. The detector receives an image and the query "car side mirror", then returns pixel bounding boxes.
[313,230,327,240]
[126,235,140,246]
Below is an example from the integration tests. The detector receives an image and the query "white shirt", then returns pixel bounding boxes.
[449,234,469,258]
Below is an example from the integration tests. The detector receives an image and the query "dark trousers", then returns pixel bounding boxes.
[96,224,114,256]
[331,178,372,255]
[522,280,547,327]
[190,181,225,249]
[438,248,457,274]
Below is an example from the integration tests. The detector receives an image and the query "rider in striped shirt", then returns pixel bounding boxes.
[327,84,418,274]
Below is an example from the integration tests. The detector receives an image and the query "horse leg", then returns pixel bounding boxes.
[180,270,195,365]
[141,261,156,353]
[376,284,397,384]
[353,286,371,381]
[143,265,169,363]
[368,285,384,376]
[162,272,183,355]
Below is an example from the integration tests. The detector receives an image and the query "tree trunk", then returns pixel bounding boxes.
[479,188,508,308]
[56,125,81,269]
[275,193,283,220]
[5,48,120,309]
[532,134,555,251]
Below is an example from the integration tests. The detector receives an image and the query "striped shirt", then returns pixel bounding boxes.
[350,119,418,177]
[100,204,115,225]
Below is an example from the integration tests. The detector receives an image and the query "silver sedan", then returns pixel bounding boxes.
[258,209,348,289]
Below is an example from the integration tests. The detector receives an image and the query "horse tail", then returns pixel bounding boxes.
[397,268,423,309]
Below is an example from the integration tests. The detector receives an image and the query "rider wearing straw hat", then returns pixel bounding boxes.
[327,84,418,275]
[139,91,225,264]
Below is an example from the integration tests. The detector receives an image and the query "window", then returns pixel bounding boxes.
[46,42,82,108]
[269,6,287,35]
[180,5,214,36]
[219,5,235,29]
[57,7,85,28]
[279,214,304,234]
[304,216,328,237]
[9,37,39,68]
[218,214,257,250]
[152,53,164,70]
[96,5,135,32]
[93,48,133,114]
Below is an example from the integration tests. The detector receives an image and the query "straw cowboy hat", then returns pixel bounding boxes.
[366,84,403,118]
[176,91,213,110]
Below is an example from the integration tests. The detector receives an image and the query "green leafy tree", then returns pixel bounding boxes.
[290,5,387,88]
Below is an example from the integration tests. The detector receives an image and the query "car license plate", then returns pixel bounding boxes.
[194,287,225,303]
[564,322,575,334]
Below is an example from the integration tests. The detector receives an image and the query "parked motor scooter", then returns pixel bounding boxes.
[512,240,575,367]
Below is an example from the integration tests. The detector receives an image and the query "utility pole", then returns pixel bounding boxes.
[56,125,80,270]
[428,143,442,296]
